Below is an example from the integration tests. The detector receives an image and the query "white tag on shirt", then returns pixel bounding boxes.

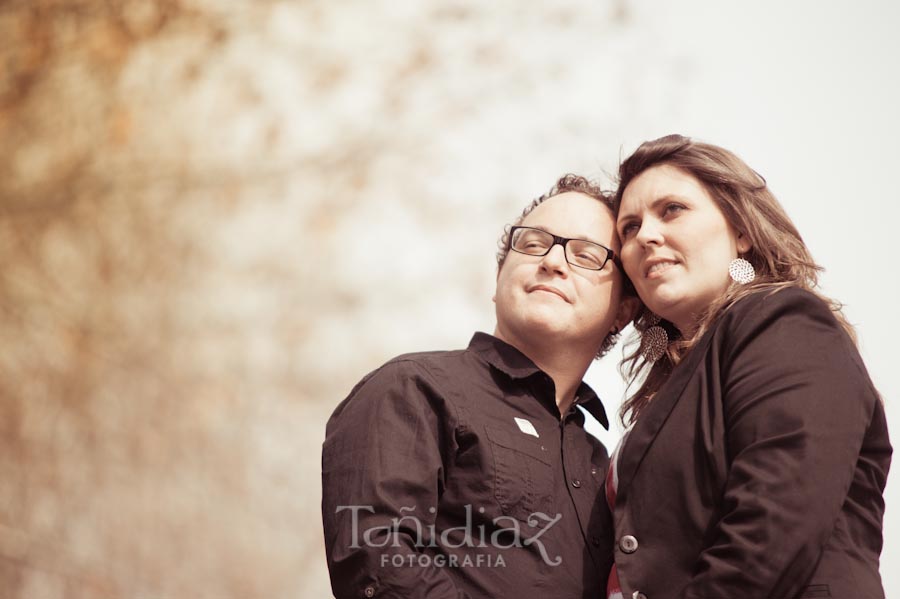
[514,417,539,438]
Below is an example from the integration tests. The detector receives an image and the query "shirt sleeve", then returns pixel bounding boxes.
[681,288,882,599]
[322,360,471,599]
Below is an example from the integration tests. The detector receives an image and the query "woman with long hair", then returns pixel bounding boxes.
[604,134,891,599]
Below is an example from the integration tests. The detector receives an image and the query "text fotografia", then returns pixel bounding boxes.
[382,553,506,568]
[335,504,563,567]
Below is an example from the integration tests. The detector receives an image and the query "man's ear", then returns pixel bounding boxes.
[613,295,641,333]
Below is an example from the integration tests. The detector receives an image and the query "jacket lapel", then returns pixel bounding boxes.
[615,323,720,502]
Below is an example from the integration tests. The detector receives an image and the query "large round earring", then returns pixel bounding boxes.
[728,257,756,284]
[639,312,668,362]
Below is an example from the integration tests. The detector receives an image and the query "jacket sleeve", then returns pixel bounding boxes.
[321,360,470,599]
[681,288,881,599]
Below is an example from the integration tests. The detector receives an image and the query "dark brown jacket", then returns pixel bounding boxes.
[612,287,891,599]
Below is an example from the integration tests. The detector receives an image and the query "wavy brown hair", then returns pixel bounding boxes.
[613,135,854,425]
[497,174,635,359]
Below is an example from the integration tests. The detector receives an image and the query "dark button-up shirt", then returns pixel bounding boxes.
[322,332,615,598]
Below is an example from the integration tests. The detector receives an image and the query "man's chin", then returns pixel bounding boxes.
[516,318,571,341]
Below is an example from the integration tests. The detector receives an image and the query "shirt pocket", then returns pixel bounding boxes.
[484,424,555,523]
[797,584,831,598]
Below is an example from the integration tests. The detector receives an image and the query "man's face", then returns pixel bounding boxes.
[494,192,626,354]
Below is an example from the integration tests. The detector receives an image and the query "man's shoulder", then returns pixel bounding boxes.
[388,347,470,368]
[352,344,482,391]
[328,344,484,428]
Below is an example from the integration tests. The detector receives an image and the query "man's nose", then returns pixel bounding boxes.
[539,242,569,274]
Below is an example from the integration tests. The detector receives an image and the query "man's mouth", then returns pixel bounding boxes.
[529,285,570,302]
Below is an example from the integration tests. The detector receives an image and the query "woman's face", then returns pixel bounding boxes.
[616,164,750,335]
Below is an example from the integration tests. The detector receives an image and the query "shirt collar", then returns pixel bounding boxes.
[469,331,542,379]
[468,332,609,429]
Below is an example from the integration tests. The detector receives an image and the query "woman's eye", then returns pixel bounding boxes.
[664,203,685,216]
[620,222,639,237]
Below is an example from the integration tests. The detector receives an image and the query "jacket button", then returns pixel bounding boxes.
[572,479,582,488]
[364,585,376,597]
[619,534,638,553]
[632,592,647,599]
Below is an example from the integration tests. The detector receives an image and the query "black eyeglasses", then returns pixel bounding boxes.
[507,226,616,271]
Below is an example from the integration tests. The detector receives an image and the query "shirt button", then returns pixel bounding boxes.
[591,535,601,547]
[632,592,647,599]
[571,478,582,488]
[364,585,376,597]
[619,534,638,553]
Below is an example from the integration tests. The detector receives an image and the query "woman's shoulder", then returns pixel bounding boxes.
[725,285,833,321]
[711,287,878,411]
[715,286,845,345]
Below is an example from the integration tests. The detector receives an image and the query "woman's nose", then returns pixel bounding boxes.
[635,219,664,247]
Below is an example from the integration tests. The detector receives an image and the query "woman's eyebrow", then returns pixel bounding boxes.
[618,194,686,222]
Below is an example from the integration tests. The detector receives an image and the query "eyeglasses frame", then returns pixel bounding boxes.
[507,225,617,271]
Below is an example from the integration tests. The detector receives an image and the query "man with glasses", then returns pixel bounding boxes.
[322,175,637,599]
